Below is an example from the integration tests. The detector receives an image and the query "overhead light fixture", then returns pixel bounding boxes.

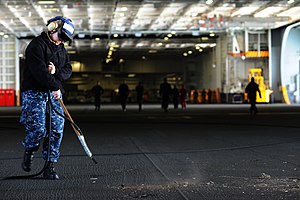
[206,0,213,5]
[231,6,259,17]
[192,31,199,36]
[185,5,208,16]
[78,33,85,38]
[149,50,157,53]
[38,1,56,4]
[106,58,113,63]
[254,7,285,18]
[135,32,142,37]
[119,58,125,64]
[128,74,136,78]
[67,50,76,54]
[120,7,128,12]
[277,7,300,18]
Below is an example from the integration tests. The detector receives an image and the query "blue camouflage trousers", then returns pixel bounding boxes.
[20,90,65,163]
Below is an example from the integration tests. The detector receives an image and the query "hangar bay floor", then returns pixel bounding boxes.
[1,103,300,200]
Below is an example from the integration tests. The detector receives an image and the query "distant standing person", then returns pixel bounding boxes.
[245,77,261,115]
[207,89,212,104]
[172,85,179,109]
[201,89,206,104]
[159,78,172,112]
[193,90,199,104]
[119,81,129,112]
[179,84,187,109]
[92,81,104,111]
[135,81,144,112]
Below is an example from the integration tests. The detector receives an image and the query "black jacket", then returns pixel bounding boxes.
[22,32,72,92]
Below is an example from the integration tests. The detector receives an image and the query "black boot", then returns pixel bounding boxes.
[43,162,59,180]
[22,151,34,172]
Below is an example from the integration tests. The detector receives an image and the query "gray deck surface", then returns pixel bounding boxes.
[1,103,300,200]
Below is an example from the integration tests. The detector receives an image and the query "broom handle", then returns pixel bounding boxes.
[58,99,81,137]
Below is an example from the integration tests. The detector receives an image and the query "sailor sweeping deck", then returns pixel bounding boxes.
[20,16,75,180]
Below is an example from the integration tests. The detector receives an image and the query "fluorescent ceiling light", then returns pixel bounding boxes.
[135,32,142,37]
[136,43,145,47]
[185,4,208,16]
[136,4,158,17]
[208,5,234,17]
[231,6,259,17]
[192,31,199,36]
[120,7,128,12]
[67,50,76,54]
[150,3,186,30]
[38,1,56,4]
[149,50,157,53]
[128,74,135,78]
[254,7,286,18]
[159,3,186,16]
[206,0,213,5]
[277,7,300,17]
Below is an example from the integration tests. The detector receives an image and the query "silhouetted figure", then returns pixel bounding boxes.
[172,85,179,109]
[135,82,144,112]
[179,84,187,109]
[92,81,104,111]
[159,78,172,112]
[119,81,129,112]
[207,89,212,104]
[193,90,199,104]
[245,77,261,115]
[201,89,206,104]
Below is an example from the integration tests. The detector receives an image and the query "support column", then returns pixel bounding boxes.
[15,37,20,106]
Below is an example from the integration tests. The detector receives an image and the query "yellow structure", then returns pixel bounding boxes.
[245,68,273,103]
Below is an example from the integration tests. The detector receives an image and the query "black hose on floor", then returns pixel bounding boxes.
[3,92,53,180]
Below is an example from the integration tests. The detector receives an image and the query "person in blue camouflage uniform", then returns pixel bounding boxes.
[20,16,75,180]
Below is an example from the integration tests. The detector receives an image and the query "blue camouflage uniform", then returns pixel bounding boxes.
[20,31,72,163]
[20,91,65,162]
